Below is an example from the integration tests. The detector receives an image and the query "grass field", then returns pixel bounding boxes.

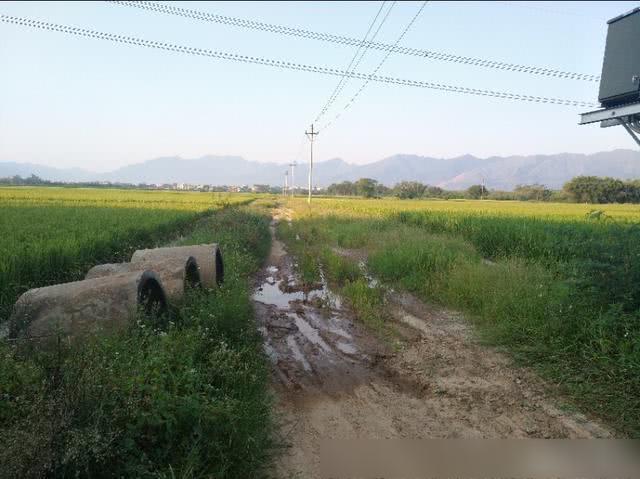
[281,197,640,436]
[0,187,254,320]
[0,189,275,477]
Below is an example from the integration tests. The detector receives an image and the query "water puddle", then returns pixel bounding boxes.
[254,265,343,312]
[318,267,343,309]
[254,210,366,382]
[253,279,306,309]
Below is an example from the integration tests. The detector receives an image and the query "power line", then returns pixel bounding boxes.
[108,0,600,82]
[0,14,598,108]
[313,1,393,124]
[321,1,428,132]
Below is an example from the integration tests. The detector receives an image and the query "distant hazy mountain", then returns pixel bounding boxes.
[0,161,94,182]
[438,150,640,190]
[2,149,640,190]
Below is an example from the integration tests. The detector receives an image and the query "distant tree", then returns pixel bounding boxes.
[466,184,488,199]
[394,181,426,199]
[355,178,379,198]
[0,174,49,186]
[513,184,552,201]
[487,190,515,201]
[376,184,392,197]
[326,181,356,196]
[563,176,627,203]
[424,186,444,198]
[624,179,640,203]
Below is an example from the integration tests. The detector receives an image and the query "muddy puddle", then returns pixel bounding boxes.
[252,268,341,311]
[252,216,382,392]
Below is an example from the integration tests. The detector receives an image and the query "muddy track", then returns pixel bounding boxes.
[253,208,611,478]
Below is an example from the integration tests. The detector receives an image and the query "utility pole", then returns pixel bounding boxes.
[289,161,297,198]
[283,170,288,196]
[305,124,318,204]
[481,177,486,200]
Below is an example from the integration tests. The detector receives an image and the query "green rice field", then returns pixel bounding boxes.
[0,187,253,320]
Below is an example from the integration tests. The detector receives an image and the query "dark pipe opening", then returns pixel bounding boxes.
[137,272,167,315]
[215,249,224,286]
[185,257,202,290]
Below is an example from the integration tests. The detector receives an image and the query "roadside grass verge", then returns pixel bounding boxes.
[280,205,640,437]
[0,205,274,478]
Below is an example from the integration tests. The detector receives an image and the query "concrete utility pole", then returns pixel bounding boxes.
[289,161,297,198]
[283,170,288,196]
[305,124,318,204]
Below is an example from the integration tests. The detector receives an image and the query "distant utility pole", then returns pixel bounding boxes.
[289,161,297,198]
[481,177,486,200]
[283,170,289,196]
[305,124,318,205]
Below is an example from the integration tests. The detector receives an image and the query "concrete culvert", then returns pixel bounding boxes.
[85,255,201,302]
[9,270,167,343]
[131,244,223,289]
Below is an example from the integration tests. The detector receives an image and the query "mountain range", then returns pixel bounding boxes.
[2,149,640,190]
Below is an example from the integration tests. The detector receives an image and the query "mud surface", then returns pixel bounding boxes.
[253,209,612,479]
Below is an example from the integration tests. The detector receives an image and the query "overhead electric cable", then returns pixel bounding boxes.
[108,0,600,82]
[313,1,394,124]
[321,1,428,132]
[0,14,598,108]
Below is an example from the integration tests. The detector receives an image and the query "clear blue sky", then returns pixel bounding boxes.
[0,1,638,171]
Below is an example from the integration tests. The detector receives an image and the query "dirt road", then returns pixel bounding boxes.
[252,209,611,478]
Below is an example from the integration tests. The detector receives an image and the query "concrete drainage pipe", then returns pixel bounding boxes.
[131,244,223,289]
[85,255,201,302]
[9,270,166,343]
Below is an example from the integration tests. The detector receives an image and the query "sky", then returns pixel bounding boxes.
[1,0,639,171]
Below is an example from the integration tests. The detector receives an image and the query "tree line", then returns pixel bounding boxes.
[5,174,640,204]
[324,176,640,204]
